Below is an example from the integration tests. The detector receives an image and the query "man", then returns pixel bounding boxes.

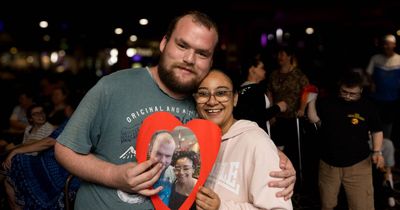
[366,35,400,205]
[310,71,384,210]
[55,11,295,209]
[366,34,400,141]
[148,131,176,205]
[234,54,287,134]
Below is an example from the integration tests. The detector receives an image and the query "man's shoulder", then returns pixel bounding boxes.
[106,67,148,79]
[99,68,150,87]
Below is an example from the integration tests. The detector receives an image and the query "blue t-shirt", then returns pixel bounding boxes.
[57,68,197,210]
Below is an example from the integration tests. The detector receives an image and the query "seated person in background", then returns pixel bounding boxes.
[0,90,34,153]
[47,86,69,126]
[22,104,54,145]
[2,96,80,210]
[169,151,199,210]
[9,90,35,134]
[194,70,293,210]
[4,104,55,152]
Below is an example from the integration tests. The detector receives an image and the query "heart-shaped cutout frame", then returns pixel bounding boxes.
[136,112,221,210]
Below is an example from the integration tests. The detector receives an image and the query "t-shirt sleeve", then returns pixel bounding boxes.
[57,78,107,154]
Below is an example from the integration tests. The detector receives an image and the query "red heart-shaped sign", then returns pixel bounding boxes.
[136,112,221,210]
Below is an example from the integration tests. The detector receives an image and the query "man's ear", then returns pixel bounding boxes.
[160,36,167,52]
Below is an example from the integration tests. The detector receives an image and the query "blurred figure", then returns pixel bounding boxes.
[308,72,383,210]
[8,90,34,134]
[47,86,69,126]
[267,46,309,182]
[0,90,34,152]
[366,34,400,206]
[2,96,81,210]
[21,104,54,145]
[234,54,287,134]
[366,34,400,140]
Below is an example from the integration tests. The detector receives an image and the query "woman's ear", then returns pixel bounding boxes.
[233,92,239,107]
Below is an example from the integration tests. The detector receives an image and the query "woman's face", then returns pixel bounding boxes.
[194,71,238,134]
[174,157,194,183]
[52,88,66,106]
[278,51,291,66]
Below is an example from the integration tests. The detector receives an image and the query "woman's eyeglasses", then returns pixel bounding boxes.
[193,89,233,104]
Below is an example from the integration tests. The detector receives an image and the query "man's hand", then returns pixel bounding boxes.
[269,150,296,200]
[112,157,164,196]
[196,186,220,210]
[372,153,384,169]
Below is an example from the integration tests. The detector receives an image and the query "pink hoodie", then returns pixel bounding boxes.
[205,120,293,210]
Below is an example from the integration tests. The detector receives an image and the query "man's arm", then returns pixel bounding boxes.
[55,142,164,196]
[371,131,384,169]
[269,150,296,200]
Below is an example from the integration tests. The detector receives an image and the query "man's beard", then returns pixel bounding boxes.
[158,56,199,95]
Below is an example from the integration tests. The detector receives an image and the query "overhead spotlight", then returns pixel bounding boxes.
[139,18,148,26]
[114,28,123,35]
[39,21,48,28]
[305,27,314,35]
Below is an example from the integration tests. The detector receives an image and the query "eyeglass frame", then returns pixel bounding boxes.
[193,88,234,104]
[173,166,194,173]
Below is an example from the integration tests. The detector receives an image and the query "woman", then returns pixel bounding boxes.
[169,151,198,210]
[194,70,293,209]
[267,46,309,176]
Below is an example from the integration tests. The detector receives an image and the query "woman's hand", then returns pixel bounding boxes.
[196,186,220,210]
[2,150,18,171]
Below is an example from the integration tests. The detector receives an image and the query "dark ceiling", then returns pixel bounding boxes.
[0,0,399,53]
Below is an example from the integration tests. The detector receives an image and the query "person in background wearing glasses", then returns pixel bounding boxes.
[169,151,198,210]
[193,70,293,210]
[307,71,384,210]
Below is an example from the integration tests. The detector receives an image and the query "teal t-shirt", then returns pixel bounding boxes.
[57,67,197,210]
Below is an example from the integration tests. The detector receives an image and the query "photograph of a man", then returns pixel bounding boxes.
[148,130,177,205]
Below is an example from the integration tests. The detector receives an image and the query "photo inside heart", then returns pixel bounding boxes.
[136,112,221,210]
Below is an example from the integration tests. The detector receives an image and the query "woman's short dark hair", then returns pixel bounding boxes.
[172,150,199,169]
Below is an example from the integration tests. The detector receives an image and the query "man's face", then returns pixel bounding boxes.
[150,134,176,168]
[383,41,396,55]
[339,85,362,102]
[158,15,218,95]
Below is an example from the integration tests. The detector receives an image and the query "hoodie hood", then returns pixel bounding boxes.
[222,120,261,142]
